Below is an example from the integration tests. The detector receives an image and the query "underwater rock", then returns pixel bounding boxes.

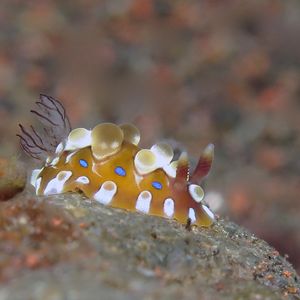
[0,157,26,201]
[0,192,298,300]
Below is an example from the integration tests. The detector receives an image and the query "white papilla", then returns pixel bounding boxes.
[135,191,152,214]
[188,208,196,223]
[76,176,90,184]
[202,205,215,220]
[163,198,175,218]
[94,181,117,205]
[43,171,72,195]
[31,168,43,187]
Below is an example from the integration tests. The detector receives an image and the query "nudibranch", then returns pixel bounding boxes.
[18,95,215,227]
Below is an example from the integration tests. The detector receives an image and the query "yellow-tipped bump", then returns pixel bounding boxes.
[134,149,157,175]
[120,123,141,146]
[91,123,124,160]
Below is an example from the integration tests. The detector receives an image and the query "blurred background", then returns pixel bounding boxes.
[0,0,299,273]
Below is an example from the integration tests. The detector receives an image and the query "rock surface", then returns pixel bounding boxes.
[0,186,299,300]
[0,158,26,201]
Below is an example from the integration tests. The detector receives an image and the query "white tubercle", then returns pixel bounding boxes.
[163,160,178,178]
[188,208,196,223]
[65,128,92,151]
[202,205,215,220]
[136,191,152,214]
[188,184,204,203]
[163,198,175,218]
[44,171,72,195]
[151,143,173,168]
[135,143,176,175]
[94,181,117,205]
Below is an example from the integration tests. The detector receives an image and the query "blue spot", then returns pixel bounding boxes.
[152,181,162,190]
[79,159,88,168]
[115,166,126,177]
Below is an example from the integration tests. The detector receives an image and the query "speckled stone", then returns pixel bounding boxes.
[0,191,298,300]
